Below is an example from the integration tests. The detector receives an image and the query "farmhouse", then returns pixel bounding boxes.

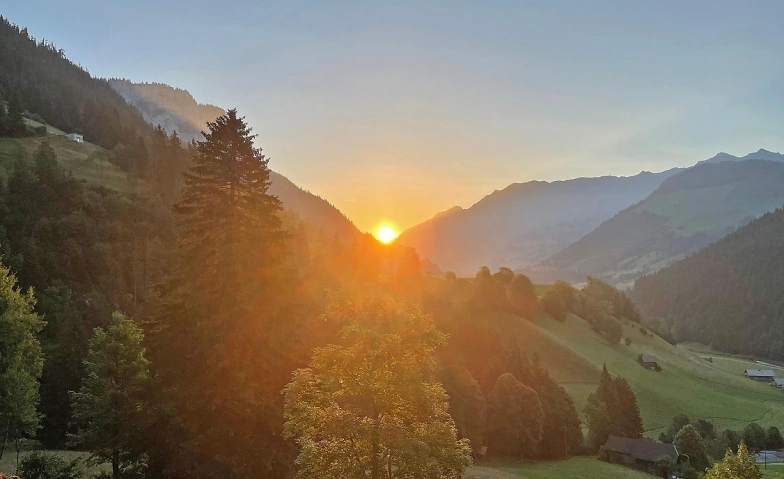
[65,133,83,142]
[601,435,679,473]
[774,378,784,390]
[641,355,659,369]
[745,369,775,382]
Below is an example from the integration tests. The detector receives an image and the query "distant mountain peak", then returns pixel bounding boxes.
[699,148,784,165]
[397,169,680,275]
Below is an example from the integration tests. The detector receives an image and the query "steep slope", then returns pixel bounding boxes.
[467,309,784,434]
[0,130,133,193]
[543,159,784,284]
[398,170,680,276]
[0,17,155,151]
[269,171,360,240]
[108,80,360,240]
[109,80,225,143]
[632,206,784,360]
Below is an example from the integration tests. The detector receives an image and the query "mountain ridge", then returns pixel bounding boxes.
[109,79,225,143]
[541,157,784,284]
[631,204,784,359]
[398,169,682,276]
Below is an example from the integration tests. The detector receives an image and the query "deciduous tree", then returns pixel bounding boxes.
[0,258,44,461]
[674,424,710,471]
[485,373,544,458]
[705,442,761,479]
[70,312,150,479]
[283,290,472,479]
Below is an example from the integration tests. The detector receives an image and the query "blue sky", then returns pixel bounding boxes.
[5,1,784,231]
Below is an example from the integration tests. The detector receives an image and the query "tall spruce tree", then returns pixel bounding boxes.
[150,109,295,479]
[586,365,643,449]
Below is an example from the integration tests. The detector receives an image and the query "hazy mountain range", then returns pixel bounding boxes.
[112,79,784,287]
[397,170,682,276]
[631,202,784,359]
[543,157,784,284]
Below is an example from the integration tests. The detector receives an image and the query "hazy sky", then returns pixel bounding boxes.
[6,1,784,232]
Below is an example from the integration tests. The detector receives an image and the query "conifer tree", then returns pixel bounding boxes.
[150,109,295,479]
[586,365,643,449]
[613,376,643,438]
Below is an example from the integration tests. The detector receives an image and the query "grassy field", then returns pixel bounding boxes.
[0,122,140,194]
[0,449,107,477]
[465,458,655,479]
[465,458,784,479]
[487,309,784,435]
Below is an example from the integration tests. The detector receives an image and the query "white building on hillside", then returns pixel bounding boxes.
[65,133,83,143]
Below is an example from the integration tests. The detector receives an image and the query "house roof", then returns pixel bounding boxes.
[774,378,784,386]
[602,435,679,463]
[641,355,658,363]
[746,369,775,377]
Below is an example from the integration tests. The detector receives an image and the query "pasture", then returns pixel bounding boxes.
[488,309,784,435]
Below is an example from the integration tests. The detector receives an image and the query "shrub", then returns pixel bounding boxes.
[18,451,82,479]
[624,337,632,346]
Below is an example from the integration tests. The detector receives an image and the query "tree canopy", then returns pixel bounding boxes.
[705,442,761,479]
[283,290,472,479]
[485,373,544,458]
[0,257,44,460]
[70,312,150,479]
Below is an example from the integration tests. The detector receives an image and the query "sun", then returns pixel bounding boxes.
[376,226,399,244]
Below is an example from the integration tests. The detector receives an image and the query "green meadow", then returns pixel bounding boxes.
[466,458,784,479]
[0,121,139,194]
[488,309,784,435]
[465,458,656,479]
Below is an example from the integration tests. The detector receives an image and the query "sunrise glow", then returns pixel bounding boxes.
[376,226,399,244]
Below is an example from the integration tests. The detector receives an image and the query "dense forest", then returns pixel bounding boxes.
[633,207,784,359]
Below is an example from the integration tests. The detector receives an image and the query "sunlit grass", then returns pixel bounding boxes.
[483,306,784,434]
[465,458,654,479]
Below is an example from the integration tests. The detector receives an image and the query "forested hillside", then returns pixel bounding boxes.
[109,79,360,240]
[269,171,359,240]
[632,206,784,359]
[544,160,784,284]
[108,80,224,144]
[398,170,679,276]
[0,17,154,150]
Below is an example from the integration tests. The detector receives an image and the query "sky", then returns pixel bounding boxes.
[5,1,784,233]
